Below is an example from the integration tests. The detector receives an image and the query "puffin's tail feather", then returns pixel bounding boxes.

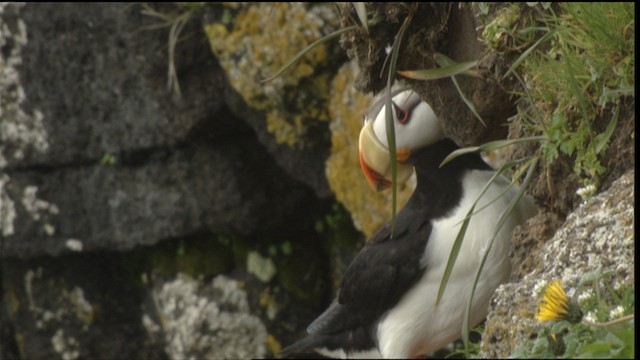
[279,334,325,358]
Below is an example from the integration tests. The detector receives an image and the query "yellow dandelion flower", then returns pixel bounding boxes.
[537,279,583,323]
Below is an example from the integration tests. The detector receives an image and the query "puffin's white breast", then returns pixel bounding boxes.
[376,169,536,358]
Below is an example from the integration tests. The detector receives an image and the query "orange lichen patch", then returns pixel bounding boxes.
[326,62,414,237]
[204,3,338,147]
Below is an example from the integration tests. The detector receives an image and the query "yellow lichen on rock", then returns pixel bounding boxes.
[204,3,339,147]
[326,62,414,237]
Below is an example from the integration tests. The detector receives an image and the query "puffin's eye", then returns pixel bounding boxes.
[394,104,410,124]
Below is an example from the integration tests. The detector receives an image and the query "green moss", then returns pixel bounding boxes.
[229,235,251,269]
[317,202,361,252]
[275,241,326,304]
[121,236,235,280]
[481,4,523,49]
[4,288,20,315]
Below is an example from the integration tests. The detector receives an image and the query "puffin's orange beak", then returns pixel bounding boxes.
[359,151,392,191]
[358,121,414,192]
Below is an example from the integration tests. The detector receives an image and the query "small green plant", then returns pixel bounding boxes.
[512,271,634,358]
[99,153,117,165]
[512,2,634,189]
[314,202,361,253]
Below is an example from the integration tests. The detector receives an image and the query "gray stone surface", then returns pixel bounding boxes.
[1,3,323,258]
[3,3,226,168]
[1,4,333,357]
[480,170,635,358]
[3,138,316,257]
[2,253,167,360]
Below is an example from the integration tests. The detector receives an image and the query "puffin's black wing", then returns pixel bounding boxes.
[283,207,433,355]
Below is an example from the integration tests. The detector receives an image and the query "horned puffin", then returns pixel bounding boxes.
[281,89,536,358]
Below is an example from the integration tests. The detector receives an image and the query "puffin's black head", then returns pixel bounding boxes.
[359,90,446,191]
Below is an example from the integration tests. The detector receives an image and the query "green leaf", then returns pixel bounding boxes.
[385,7,414,237]
[575,342,616,359]
[435,201,475,306]
[397,59,478,80]
[462,157,538,355]
[611,327,635,359]
[504,29,554,79]
[433,53,487,127]
[435,158,522,307]
[455,158,533,225]
[451,75,487,127]
[280,241,292,255]
[562,43,592,121]
[440,136,546,167]
[595,105,619,154]
[353,3,368,33]
[261,25,358,83]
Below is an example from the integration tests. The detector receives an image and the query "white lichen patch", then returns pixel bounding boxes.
[480,170,635,358]
[534,172,634,280]
[1,3,54,240]
[142,314,162,334]
[0,3,49,165]
[0,174,17,236]
[531,279,548,298]
[247,251,276,283]
[65,239,84,252]
[20,185,60,236]
[51,329,80,360]
[68,287,94,330]
[23,268,95,332]
[147,273,267,360]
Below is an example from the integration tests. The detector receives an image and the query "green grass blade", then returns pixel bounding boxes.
[397,59,478,80]
[384,10,413,237]
[434,159,515,307]
[385,89,398,237]
[433,53,486,126]
[451,75,486,127]
[440,147,482,167]
[434,201,475,307]
[440,136,546,167]
[261,25,358,83]
[354,3,368,33]
[503,29,554,79]
[595,104,619,154]
[562,42,592,121]
[453,158,533,226]
[461,156,538,356]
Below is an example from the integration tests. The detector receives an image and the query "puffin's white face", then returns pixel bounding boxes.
[359,90,444,191]
[371,91,444,151]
